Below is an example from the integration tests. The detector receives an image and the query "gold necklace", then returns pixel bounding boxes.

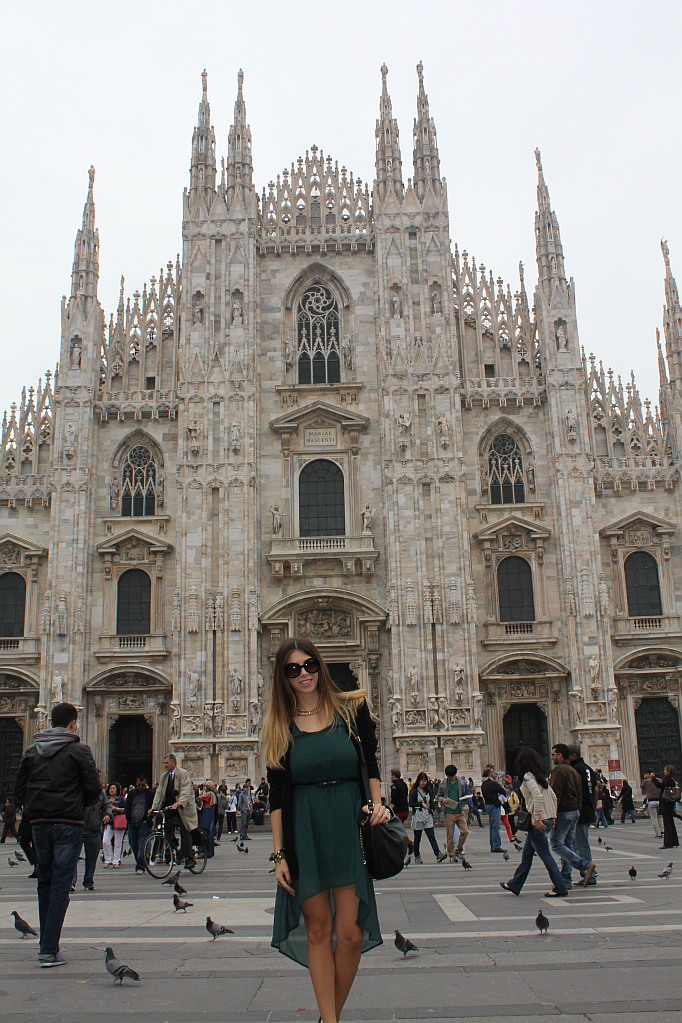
[295,703,321,717]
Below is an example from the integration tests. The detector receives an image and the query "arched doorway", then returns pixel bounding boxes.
[503,703,549,778]
[635,698,682,776]
[0,717,23,802]
[108,716,153,789]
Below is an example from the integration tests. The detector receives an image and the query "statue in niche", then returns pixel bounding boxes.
[230,667,243,710]
[232,300,243,325]
[472,693,483,728]
[269,505,282,536]
[607,686,618,721]
[408,663,420,705]
[437,413,449,448]
[51,674,63,704]
[249,700,262,736]
[427,696,440,730]
[193,299,203,325]
[188,671,199,709]
[285,338,295,368]
[569,688,584,724]
[589,651,601,698]
[257,671,265,702]
[361,504,375,534]
[341,335,353,370]
[432,292,441,315]
[598,575,610,617]
[453,664,465,704]
[230,422,241,455]
[391,294,401,318]
[64,423,76,460]
[556,323,568,351]
[397,413,411,437]
[565,408,577,444]
[388,696,402,732]
[110,477,119,510]
[386,668,394,698]
[71,341,82,370]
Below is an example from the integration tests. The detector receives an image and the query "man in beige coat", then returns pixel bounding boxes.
[152,753,198,866]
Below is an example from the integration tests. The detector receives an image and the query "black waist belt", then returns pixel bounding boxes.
[295,778,357,787]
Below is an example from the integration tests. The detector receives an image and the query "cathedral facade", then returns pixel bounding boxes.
[1,65,681,793]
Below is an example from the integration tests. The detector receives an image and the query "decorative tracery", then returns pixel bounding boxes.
[297,285,341,384]
[488,433,525,504]
[121,445,157,517]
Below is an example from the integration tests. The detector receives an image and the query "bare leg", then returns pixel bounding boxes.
[332,885,363,1020]
[301,890,337,1023]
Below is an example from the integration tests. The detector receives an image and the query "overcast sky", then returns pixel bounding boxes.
[1,1,681,417]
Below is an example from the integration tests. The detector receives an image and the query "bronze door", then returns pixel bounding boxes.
[635,697,681,776]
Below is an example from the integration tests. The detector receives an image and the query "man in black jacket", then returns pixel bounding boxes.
[481,767,506,852]
[15,702,101,967]
[125,775,154,874]
[389,769,409,823]
[567,743,598,886]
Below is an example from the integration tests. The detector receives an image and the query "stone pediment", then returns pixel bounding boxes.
[472,514,551,543]
[601,511,676,538]
[96,527,173,558]
[0,532,48,566]
[85,667,172,691]
[269,401,370,435]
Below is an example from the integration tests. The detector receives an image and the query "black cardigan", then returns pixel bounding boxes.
[267,700,379,880]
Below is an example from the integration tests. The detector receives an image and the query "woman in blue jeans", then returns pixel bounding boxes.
[500,747,567,898]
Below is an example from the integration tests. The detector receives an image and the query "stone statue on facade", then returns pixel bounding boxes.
[556,323,568,351]
[342,334,353,369]
[472,692,484,728]
[249,700,261,736]
[232,300,243,325]
[361,504,375,534]
[230,667,243,710]
[598,574,610,617]
[437,413,449,448]
[408,663,420,705]
[257,670,265,702]
[569,687,584,724]
[388,696,402,733]
[230,422,241,455]
[565,408,577,444]
[193,299,203,325]
[51,674,63,704]
[269,504,282,536]
[589,651,601,699]
[188,671,199,709]
[427,695,440,730]
[432,291,441,315]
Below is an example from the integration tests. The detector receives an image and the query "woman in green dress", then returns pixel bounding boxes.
[264,637,386,1023]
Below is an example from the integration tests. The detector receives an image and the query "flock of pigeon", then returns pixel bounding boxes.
[7,834,678,981]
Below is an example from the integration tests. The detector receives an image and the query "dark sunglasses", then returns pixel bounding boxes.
[284,657,320,679]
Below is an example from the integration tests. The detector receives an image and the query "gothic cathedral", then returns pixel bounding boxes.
[0,65,681,792]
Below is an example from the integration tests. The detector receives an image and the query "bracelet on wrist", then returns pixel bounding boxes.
[269,848,285,863]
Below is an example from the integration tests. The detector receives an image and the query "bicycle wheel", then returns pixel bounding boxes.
[144,831,174,879]
[188,843,207,874]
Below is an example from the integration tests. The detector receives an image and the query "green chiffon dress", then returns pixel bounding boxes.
[271,719,382,966]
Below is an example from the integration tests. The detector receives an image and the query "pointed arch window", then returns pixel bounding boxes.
[297,285,341,385]
[624,551,662,618]
[121,445,156,517]
[489,433,525,504]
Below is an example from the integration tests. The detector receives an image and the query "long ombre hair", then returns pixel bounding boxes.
[262,637,366,769]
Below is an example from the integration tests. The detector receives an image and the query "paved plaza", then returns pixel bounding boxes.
[1,822,681,1023]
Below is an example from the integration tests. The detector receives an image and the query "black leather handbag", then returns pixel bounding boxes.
[354,731,408,880]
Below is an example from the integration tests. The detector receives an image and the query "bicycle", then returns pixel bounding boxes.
[143,808,208,879]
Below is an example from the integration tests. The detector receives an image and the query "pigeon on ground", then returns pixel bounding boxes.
[667,862,674,872]
[503,851,510,861]
[11,911,37,938]
[629,866,637,880]
[162,871,181,887]
[14,851,26,862]
[604,844,613,852]
[174,879,188,896]
[206,916,235,940]
[597,836,603,844]
[535,909,549,935]
[8,858,17,867]
[462,857,473,870]
[105,946,140,984]
[659,868,672,880]
[237,842,248,854]
[394,929,418,958]
[173,893,193,912]
[513,841,523,852]
[404,855,412,868]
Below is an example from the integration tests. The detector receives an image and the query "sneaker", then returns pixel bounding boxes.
[436,851,447,863]
[82,883,94,891]
[449,856,458,864]
[70,885,76,892]
[582,862,596,887]
[40,954,67,968]
[491,848,503,853]
[414,855,423,864]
